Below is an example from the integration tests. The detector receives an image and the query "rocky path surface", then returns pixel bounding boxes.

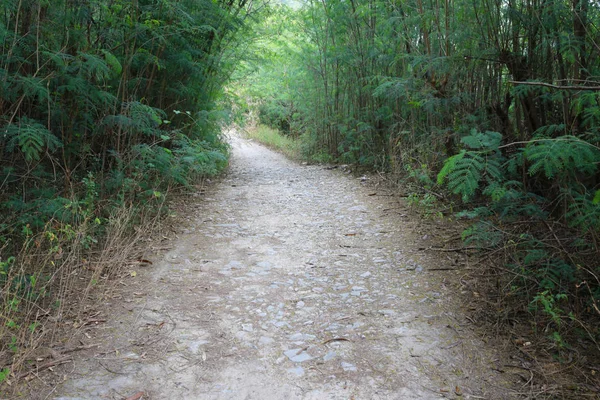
[52,134,514,399]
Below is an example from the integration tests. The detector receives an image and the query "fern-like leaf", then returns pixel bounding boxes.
[460,130,502,150]
[566,193,600,233]
[4,117,62,162]
[437,150,465,185]
[17,75,49,103]
[447,153,485,202]
[77,52,111,81]
[525,136,600,179]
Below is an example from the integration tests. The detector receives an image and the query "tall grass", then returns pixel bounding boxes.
[244,125,301,159]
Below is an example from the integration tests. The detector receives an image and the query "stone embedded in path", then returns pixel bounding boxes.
[256,261,272,268]
[258,336,274,345]
[288,366,305,377]
[188,340,210,353]
[227,260,244,269]
[284,349,313,363]
[288,332,316,342]
[341,362,358,372]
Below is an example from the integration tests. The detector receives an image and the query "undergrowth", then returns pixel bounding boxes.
[243,124,301,160]
[0,0,241,387]
[428,130,600,359]
[0,153,227,391]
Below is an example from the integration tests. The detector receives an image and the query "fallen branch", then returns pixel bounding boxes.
[509,80,600,91]
[62,343,101,354]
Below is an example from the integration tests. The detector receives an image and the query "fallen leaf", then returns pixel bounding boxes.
[322,337,352,345]
[124,391,144,400]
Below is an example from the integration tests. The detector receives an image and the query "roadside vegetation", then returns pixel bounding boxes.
[243,124,301,160]
[0,0,264,388]
[231,0,600,393]
[3,0,600,395]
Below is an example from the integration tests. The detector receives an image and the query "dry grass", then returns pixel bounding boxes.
[0,199,166,393]
[242,124,301,160]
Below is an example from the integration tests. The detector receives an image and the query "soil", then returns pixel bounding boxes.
[32,133,521,399]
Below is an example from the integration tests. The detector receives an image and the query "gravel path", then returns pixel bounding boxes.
[52,133,514,399]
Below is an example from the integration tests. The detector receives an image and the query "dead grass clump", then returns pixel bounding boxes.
[0,201,164,393]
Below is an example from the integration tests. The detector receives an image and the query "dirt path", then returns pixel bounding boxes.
[51,133,515,399]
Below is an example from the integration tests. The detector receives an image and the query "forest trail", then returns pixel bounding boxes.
[51,133,514,400]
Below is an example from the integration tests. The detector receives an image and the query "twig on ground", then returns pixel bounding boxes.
[17,357,72,379]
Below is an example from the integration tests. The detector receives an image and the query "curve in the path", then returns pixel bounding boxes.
[54,134,513,400]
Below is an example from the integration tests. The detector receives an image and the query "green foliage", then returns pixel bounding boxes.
[437,131,504,202]
[0,257,15,286]
[230,0,600,356]
[0,367,9,385]
[4,117,62,162]
[566,192,600,234]
[0,0,258,364]
[258,101,293,133]
[0,0,257,244]
[524,137,600,179]
[530,291,568,328]
[461,130,503,150]
[406,164,435,188]
[244,124,300,159]
[593,190,600,205]
[407,192,442,219]
[461,221,504,248]
[438,151,484,201]
[438,125,600,348]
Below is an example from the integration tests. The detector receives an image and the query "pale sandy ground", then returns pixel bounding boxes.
[48,133,515,399]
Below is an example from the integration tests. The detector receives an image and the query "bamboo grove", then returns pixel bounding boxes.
[2,0,600,382]
[0,0,263,369]
[1,0,255,225]
[241,0,600,348]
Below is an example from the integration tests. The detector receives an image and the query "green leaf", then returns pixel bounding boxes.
[0,367,10,384]
[437,150,466,185]
[101,49,123,75]
[593,190,600,205]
